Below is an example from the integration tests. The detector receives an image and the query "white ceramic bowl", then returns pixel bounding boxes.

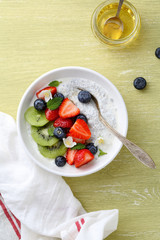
[17,66,128,177]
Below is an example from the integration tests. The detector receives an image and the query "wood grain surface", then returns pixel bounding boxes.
[0,0,160,239]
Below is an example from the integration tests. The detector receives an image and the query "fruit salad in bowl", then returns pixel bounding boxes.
[24,82,98,168]
[17,67,128,177]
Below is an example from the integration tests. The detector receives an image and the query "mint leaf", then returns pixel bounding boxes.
[48,127,54,136]
[47,97,63,110]
[71,143,85,150]
[98,148,107,157]
[49,80,62,87]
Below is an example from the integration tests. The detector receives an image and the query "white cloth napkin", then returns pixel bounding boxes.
[0,112,118,240]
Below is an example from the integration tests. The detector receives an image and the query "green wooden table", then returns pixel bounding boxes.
[0,0,160,239]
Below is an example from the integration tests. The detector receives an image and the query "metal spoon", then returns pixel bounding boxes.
[104,0,124,40]
[78,88,156,169]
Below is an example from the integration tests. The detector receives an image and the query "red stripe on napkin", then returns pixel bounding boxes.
[81,218,85,225]
[0,196,21,239]
[11,211,21,229]
[75,218,85,232]
[75,221,81,232]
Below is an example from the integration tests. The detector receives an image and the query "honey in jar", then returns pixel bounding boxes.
[91,0,141,47]
[97,3,135,40]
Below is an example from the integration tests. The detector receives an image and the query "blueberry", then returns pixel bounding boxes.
[86,143,98,155]
[133,77,147,90]
[78,90,92,103]
[155,47,160,59]
[34,99,47,111]
[76,114,88,123]
[54,92,65,100]
[55,156,66,167]
[54,127,66,139]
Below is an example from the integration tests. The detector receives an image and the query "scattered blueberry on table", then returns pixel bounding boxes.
[34,99,47,111]
[78,90,92,103]
[55,156,66,167]
[133,77,147,90]
[155,47,160,59]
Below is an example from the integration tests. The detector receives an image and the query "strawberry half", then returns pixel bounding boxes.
[69,119,91,140]
[53,117,73,128]
[74,149,94,168]
[45,108,59,121]
[36,87,57,100]
[67,133,86,144]
[59,98,80,118]
[66,149,78,165]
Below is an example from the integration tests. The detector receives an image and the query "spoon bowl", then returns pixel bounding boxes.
[104,16,124,39]
[104,0,124,40]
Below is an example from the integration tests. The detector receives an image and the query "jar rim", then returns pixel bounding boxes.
[91,0,141,45]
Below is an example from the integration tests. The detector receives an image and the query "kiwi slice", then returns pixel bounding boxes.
[24,106,49,127]
[31,123,59,146]
[38,141,67,159]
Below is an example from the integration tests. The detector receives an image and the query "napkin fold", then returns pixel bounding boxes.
[0,112,118,240]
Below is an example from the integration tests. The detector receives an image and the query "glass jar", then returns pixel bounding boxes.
[91,0,141,48]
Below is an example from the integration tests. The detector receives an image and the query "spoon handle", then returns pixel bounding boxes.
[99,115,156,169]
[116,0,124,17]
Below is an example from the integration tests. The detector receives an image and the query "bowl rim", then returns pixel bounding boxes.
[17,66,128,177]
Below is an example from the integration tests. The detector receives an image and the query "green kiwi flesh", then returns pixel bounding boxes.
[31,123,59,146]
[38,141,67,159]
[25,106,49,127]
